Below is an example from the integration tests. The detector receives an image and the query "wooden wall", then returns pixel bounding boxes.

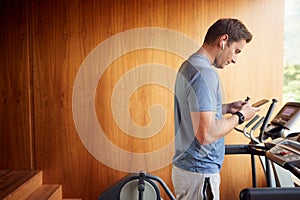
[0,0,284,199]
[0,0,33,169]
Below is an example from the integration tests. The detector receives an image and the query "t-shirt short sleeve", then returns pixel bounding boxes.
[187,67,219,113]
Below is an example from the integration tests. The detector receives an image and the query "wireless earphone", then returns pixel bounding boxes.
[222,41,225,50]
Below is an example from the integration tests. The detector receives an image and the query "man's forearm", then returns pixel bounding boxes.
[205,115,239,144]
[191,111,239,145]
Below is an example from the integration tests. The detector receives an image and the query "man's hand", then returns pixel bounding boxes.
[239,102,260,121]
[223,100,248,114]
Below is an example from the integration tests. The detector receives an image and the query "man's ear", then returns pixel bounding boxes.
[219,34,229,49]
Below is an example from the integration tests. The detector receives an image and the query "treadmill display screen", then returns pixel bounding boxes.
[271,103,300,128]
[281,107,295,116]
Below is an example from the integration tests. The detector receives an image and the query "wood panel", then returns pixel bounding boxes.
[0,0,284,199]
[0,0,33,169]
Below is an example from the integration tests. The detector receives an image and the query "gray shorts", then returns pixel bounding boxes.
[172,165,220,200]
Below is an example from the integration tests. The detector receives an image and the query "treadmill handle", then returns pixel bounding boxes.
[284,162,300,180]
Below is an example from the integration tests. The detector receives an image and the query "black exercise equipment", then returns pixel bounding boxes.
[98,171,176,200]
[227,100,300,200]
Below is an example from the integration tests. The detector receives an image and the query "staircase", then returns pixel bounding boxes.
[0,170,81,200]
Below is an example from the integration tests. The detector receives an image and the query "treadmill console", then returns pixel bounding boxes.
[265,102,300,178]
[270,102,300,129]
[266,137,300,168]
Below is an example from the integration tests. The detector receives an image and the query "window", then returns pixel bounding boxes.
[283,0,300,103]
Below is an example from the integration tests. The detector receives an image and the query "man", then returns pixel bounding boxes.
[172,18,260,200]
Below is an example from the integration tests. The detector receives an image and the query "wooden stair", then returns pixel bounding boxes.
[0,170,81,200]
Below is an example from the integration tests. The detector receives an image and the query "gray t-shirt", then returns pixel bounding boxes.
[173,53,224,174]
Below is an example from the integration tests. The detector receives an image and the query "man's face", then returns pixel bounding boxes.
[214,39,247,69]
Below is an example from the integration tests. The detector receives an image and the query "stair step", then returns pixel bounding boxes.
[0,170,42,200]
[0,170,81,200]
[27,184,62,200]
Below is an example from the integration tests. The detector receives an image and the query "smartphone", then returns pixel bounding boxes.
[252,99,269,107]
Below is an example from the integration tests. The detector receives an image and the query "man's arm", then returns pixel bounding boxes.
[191,103,259,145]
[222,100,247,114]
[190,111,239,145]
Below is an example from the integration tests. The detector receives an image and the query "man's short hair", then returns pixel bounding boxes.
[204,18,252,45]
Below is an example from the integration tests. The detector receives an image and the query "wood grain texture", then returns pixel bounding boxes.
[0,170,42,199]
[0,0,33,169]
[0,0,284,199]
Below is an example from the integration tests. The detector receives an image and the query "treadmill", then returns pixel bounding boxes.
[226,101,300,200]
